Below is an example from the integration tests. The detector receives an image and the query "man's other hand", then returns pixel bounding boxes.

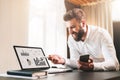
[77,58,94,71]
[48,54,65,64]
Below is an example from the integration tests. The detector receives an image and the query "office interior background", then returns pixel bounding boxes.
[0,0,120,73]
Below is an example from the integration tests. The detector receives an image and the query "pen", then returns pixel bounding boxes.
[51,66,57,68]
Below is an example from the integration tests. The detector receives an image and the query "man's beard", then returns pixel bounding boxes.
[72,29,84,41]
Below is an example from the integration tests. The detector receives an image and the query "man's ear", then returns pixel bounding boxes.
[81,19,86,27]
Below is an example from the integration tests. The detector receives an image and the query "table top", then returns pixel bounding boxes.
[0,70,120,80]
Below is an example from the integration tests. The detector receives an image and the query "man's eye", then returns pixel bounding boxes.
[71,26,76,28]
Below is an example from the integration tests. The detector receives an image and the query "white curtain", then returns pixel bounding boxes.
[81,1,113,38]
[28,0,67,57]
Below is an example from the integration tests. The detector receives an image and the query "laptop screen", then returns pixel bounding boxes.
[13,46,50,70]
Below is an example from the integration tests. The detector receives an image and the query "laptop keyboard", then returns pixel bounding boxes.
[47,68,72,74]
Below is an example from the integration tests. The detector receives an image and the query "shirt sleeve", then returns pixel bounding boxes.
[64,35,80,69]
[93,30,119,71]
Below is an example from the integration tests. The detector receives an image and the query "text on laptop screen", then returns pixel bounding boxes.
[14,47,49,69]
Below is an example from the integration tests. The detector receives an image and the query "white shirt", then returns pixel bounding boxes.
[65,25,119,71]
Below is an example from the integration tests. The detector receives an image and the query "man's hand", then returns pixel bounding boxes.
[77,59,94,71]
[48,54,65,64]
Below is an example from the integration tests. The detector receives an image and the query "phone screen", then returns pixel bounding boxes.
[79,54,89,62]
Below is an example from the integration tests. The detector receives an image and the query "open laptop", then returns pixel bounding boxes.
[11,45,72,74]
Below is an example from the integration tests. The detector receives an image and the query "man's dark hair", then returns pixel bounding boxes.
[63,8,86,22]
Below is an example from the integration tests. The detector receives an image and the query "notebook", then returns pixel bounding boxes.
[10,45,72,74]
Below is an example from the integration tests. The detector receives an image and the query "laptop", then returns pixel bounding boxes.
[10,45,72,74]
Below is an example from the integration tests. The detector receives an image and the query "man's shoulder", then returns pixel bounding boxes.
[88,25,110,39]
[88,25,107,33]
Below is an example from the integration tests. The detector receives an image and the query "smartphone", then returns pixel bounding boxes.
[79,54,89,62]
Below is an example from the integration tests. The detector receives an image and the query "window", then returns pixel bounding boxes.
[112,0,120,63]
[112,0,120,21]
[28,0,67,57]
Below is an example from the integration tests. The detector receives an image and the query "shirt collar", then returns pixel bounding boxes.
[84,25,90,42]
